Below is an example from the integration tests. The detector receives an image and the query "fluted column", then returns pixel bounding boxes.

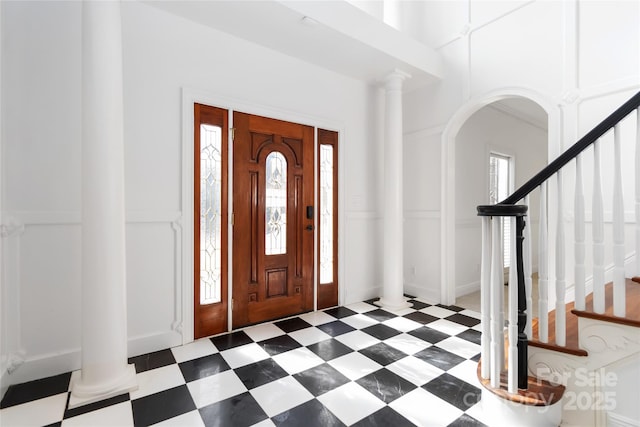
[70,0,137,408]
[377,70,412,310]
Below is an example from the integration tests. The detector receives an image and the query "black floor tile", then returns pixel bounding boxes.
[293,363,350,396]
[234,359,289,389]
[179,353,230,382]
[275,317,313,333]
[407,300,431,310]
[64,393,130,420]
[363,298,379,305]
[423,373,481,411]
[361,324,401,340]
[43,423,62,427]
[258,334,302,356]
[129,348,176,374]
[316,320,355,337]
[437,304,465,312]
[471,353,481,362]
[359,343,407,366]
[446,313,481,327]
[199,391,268,427]
[356,368,416,403]
[307,339,353,361]
[0,372,71,409]
[457,329,482,345]
[414,347,466,371]
[352,406,416,427]
[408,326,450,344]
[363,308,396,322]
[323,306,358,319]
[210,330,254,351]
[272,398,345,427]
[448,413,488,427]
[403,311,438,325]
[131,385,195,426]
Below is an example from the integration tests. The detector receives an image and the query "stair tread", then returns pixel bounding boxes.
[477,360,565,406]
[530,301,587,356]
[571,278,640,327]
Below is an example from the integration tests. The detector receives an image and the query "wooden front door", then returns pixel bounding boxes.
[232,112,315,328]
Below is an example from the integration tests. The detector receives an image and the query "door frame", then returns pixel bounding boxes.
[181,88,345,344]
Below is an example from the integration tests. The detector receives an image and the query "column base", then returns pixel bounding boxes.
[69,364,137,409]
[374,296,412,311]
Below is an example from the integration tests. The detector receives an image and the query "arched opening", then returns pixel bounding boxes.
[440,89,559,307]
[454,98,548,311]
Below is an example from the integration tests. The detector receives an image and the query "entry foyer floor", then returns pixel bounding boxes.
[1,298,494,426]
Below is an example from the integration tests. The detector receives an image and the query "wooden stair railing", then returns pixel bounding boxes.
[476,90,640,399]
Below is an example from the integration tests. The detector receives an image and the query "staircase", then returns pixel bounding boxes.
[476,91,640,427]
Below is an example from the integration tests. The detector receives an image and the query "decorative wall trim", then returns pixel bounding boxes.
[1,211,182,226]
[171,218,183,334]
[607,412,640,427]
[405,210,440,220]
[0,221,25,237]
[404,124,446,139]
[345,211,381,220]
[456,280,480,297]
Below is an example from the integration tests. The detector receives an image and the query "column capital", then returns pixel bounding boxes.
[383,69,412,91]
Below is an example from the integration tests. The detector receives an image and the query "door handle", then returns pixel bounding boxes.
[305,225,314,231]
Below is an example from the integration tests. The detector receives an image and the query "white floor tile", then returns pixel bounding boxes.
[243,323,285,342]
[271,347,324,375]
[171,339,218,363]
[130,364,185,400]
[447,359,483,388]
[220,343,270,369]
[62,401,134,427]
[339,313,378,330]
[427,319,469,336]
[317,382,385,425]
[382,317,422,332]
[386,356,444,386]
[250,376,313,417]
[334,330,380,351]
[344,302,377,313]
[436,336,481,359]
[472,323,483,332]
[420,305,457,318]
[152,409,205,427]
[381,306,415,316]
[327,352,382,380]
[389,388,462,426]
[464,399,493,426]
[1,393,68,427]
[288,327,331,346]
[299,311,336,326]
[187,370,247,408]
[383,333,431,355]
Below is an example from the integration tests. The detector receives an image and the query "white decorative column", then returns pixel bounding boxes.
[377,70,412,310]
[70,0,137,408]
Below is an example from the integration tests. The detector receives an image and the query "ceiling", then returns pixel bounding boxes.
[144,0,444,91]
[490,98,548,130]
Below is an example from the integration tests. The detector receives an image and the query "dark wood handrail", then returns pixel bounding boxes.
[500,90,640,205]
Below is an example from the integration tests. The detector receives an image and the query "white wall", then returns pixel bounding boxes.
[0,0,384,388]
[454,105,547,296]
[402,0,639,305]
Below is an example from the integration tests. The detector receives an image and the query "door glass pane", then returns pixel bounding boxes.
[266,152,287,255]
[489,153,512,268]
[200,124,222,304]
[320,145,334,284]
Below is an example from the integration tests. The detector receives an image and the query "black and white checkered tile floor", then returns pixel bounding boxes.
[0,298,495,426]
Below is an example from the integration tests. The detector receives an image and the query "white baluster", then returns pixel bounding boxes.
[524,196,533,338]
[593,140,605,313]
[575,155,586,310]
[538,182,549,343]
[556,171,566,346]
[635,108,640,276]
[507,217,518,394]
[490,216,504,388]
[636,108,640,277]
[613,123,626,317]
[480,216,492,380]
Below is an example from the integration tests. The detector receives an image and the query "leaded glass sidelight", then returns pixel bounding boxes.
[265,152,287,255]
[320,145,334,284]
[200,124,222,304]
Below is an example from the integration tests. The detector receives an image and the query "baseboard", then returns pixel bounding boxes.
[1,331,182,389]
[607,412,640,427]
[404,284,439,304]
[343,285,382,306]
[456,281,480,297]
